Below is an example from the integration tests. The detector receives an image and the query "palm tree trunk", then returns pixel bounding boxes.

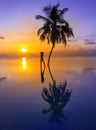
[47,44,54,66]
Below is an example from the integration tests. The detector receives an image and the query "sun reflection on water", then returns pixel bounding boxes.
[22,57,27,70]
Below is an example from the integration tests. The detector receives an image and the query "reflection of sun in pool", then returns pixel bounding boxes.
[21,47,27,53]
[22,57,27,70]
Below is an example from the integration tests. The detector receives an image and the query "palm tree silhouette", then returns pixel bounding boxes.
[36,3,74,66]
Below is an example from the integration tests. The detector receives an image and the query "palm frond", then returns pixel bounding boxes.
[36,15,50,22]
[69,29,74,37]
[59,8,69,16]
[40,33,46,41]
[61,31,67,45]
[55,2,60,8]
[43,4,52,17]
[47,35,50,44]
[67,28,74,38]
[37,27,44,36]
[61,25,74,38]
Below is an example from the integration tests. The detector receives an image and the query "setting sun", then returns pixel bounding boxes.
[21,47,27,53]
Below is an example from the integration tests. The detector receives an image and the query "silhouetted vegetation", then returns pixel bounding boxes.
[40,52,46,68]
[40,52,46,83]
[36,3,74,66]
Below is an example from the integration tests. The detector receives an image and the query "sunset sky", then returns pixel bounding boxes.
[0,0,96,57]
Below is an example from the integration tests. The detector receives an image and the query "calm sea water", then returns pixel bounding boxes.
[0,57,96,130]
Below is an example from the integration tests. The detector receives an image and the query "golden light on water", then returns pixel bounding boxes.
[22,57,27,70]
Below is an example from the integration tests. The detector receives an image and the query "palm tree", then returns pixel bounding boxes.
[36,3,74,66]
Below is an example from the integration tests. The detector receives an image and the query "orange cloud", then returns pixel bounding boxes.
[0,36,5,39]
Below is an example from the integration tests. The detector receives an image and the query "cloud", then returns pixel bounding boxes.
[67,39,77,42]
[84,39,95,42]
[84,39,96,45]
[85,41,96,45]
[0,36,5,39]
[78,48,96,56]
[82,67,96,74]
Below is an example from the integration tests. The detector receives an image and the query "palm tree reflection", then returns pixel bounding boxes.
[40,63,46,83]
[41,66,72,123]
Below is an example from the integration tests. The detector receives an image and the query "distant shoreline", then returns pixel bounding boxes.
[0,55,96,59]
